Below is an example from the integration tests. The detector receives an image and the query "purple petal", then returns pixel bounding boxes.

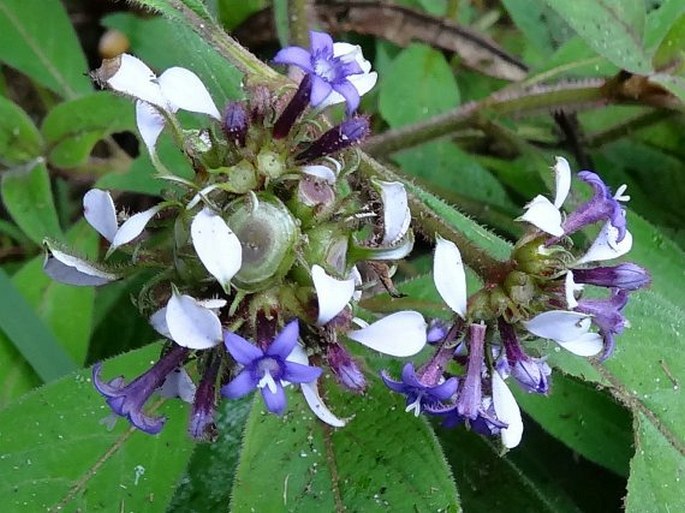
[310,75,333,106]
[273,46,314,72]
[400,363,422,388]
[128,409,166,435]
[309,31,333,55]
[332,80,360,114]
[282,361,322,384]
[266,320,300,358]
[221,370,258,399]
[431,377,459,401]
[261,382,287,415]
[380,370,406,393]
[92,362,123,396]
[224,331,263,365]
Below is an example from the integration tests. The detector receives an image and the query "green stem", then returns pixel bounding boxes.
[288,0,312,47]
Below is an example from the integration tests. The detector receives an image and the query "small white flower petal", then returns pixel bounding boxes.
[160,368,196,403]
[157,67,221,120]
[351,266,363,302]
[43,246,119,286]
[346,311,427,357]
[348,71,378,97]
[110,204,164,253]
[564,271,581,309]
[552,156,571,208]
[301,381,348,427]
[556,332,603,356]
[135,100,166,154]
[433,236,467,318]
[368,232,414,260]
[198,298,228,311]
[523,310,593,343]
[492,372,523,449]
[166,290,223,349]
[517,195,564,236]
[149,307,171,338]
[102,53,166,108]
[302,164,336,184]
[312,264,356,325]
[376,180,411,245]
[191,208,243,293]
[83,189,118,242]
[575,223,633,265]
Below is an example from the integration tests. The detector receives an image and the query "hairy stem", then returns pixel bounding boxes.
[288,0,313,47]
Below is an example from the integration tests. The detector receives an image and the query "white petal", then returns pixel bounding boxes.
[302,165,336,184]
[492,372,523,449]
[312,264,356,325]
[351,266,363,302]
[160,368,196,403]
[552,156,571,208]
[368,232,414,260]
[348,71,378,97]
[575,223,633,265]
[191,208,242,293]
[317,43,377,108]
[433,236,467,318]
[102,54,166,108]
[43,246,119,286]
[135,101,166,154]
[149,307,171,338]
[166,289,223,349]
[83,189,118,242]
[110,204,164,253]
[346,311,427,357]
[564,271,580,309]
[198,298,227,311]
[157,67,221,120]
[523,310,593,342]
[556,332,603,356]
[301,381,347,427]
[517,195,564,236]
[376,180,411,245]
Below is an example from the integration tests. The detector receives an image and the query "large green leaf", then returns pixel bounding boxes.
[1,160,62,246]
[0,95,43,166]
[231,377,461,512]
[0,344,195,512]
[0,0,91,98]
[544,0,652,74]
[42,92,136,168]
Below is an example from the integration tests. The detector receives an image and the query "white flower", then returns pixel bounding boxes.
[575,220,633,265]
[165,288,223,350]
[347,311,427,357]
[433,235,468,318]
[42,242,119,286]
[522,310,603,356]
[312,265,356,325]
[492,371,523,449]
[318,42,378,109]
[374,179,411,246]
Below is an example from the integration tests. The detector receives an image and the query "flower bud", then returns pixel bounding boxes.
[222,101,249,147]
[296,117,370,163]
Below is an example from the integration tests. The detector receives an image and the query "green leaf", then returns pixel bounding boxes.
[644,0,685,53]
[0,95,42,166]
[0,0,91,98]
[217,0,265,31]
[231,379,461,512]
[1,160,62,245]
[652,14,685,70]
[512,373,632,476]
[544,0,652,74]
[0,344,195,511]
[41,92,135,168]
[379,43,460,128]
[103,12,243,107]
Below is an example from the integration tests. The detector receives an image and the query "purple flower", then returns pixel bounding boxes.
[381,363,458,416]
[572,263,650,292]
[498,319,551,394]
[92,345,190,434]
[563,171,629,242]
[296,116,370,162]
[575,289,629,360]
[273,31,377,114]
[221,320,322,415]
[327,343,366,393]
[439,398,507,436]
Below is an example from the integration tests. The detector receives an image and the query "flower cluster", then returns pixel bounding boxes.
[45,32,423,439]
[381,157,649,449]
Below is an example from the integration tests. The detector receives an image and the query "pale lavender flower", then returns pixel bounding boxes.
[327,343,366,392]
[498,319,551,394]
[381,363,458,416]
[575,289,629,360]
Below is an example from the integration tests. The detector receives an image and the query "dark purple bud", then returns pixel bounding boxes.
[222,102,249,147]
[92,345,190,434]
[189,352,221,441]
[273,74,312,139]
[327,343,366,392]
[456,323,486,419]
[572,263,650,291]
[296,116,370,162]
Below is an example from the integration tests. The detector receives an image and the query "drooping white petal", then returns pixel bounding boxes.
[43,246,119,286]
[302,164,336,184]
[523,310,593,342]
[166,289,223,349]
[157,67,221,120]
[101,54,166,108]
[149,307,172,338]
[552,156,571,208]
[376,180,411,245]
[135,100,166,154]
[555,332,603,356]
[346,311,427,357]
[517,195,564,236]
[492,372,523,449]
[109,204,164,254]
[191,208,242,293]
[575,223,633,265]
[433,236,467,318]
[312,264,356,325]
[301,381,348,427]
[82,189,118,243]
[564,271,582,309]
[198,298,228,311]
